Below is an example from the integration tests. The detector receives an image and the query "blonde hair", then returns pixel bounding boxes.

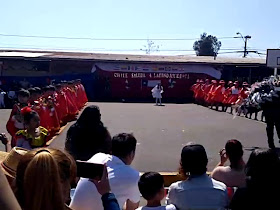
[16,148,76,210]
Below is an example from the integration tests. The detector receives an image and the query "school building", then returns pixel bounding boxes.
[0,49,270,102]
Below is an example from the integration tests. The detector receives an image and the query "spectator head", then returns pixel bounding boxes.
[55,84,62,91]
[33,87,42,99]
[48,85,56,94]
[246,149,280,188]
[180,144,208,177]
[77,105,101,126]
[21,107,40,129]
[28,88,37,102]
[225,139,243,169]
[138,172,165,201]
[17,89,30,103]
[66,105,112,161]
[112,133,137,165]
[16,148,76,210]
[42,86,49,94]
[0,147,28,189]
[34,87,41,93]
[28,88,35,95]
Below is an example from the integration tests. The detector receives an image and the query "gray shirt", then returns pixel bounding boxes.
[166,174,228,210]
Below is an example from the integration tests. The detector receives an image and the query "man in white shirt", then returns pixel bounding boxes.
[166,144,228,210]
[70,133,140,210]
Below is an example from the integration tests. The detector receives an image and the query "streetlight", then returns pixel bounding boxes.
[236,32,251,57]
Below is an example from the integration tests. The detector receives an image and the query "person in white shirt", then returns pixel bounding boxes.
[70,133,140,210]
[151,83,163,106]
[166,144,228,210]
[137,172,176,210]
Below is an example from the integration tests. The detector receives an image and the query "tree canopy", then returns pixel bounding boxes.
[193,33,222,56]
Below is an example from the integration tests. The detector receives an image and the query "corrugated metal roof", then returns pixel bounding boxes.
[0,49,266,65]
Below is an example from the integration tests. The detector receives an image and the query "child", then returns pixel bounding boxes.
[15,107,49,150]
[6,89,30,146]
[137,172,176,210]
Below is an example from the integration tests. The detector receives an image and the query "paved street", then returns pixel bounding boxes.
[0,103,273,172]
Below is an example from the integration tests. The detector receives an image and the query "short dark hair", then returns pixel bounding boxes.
[24,110,39,124]
[180,144,208,176]
[18,89,30,98]
[28,88,36,95]
[34,87,42,94]
[138,172,164,200]
[225,139,243,169]
[112,133,137,158]
[48,85,56,91]
[246,149,280,183]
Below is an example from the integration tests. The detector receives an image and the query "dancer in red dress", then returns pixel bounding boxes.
[75,79,88,109]
[206,80,218,108]
[226,81,240,114]
[212,80,226,111]
[203,79,212,106]
[194,80,205,104]
[63,82,79,121]
[222,81,234,112]
[6,89,30,147]
[54,84,69,125]
[191,80,200,103]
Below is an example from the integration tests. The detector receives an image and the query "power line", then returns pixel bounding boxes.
[0,33,237,41]
[0,42,243,52]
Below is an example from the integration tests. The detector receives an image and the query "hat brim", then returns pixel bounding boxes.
[0,151,8,162]
[0,151,14,179]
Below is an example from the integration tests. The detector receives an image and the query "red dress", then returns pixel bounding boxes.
[203,84,212,102]
[235,88,249,105]
[205,85,217,104]
[64,87,79,121]
[223,87,233,105]
[227,87,240,105]
[47,96,60,136]
[195,84,205,101]
[80,83,88,105]
[54,91,69,125]
[212,85,225,104]
[6,103,28,147]
[75,85,84,110]
[194,84,203,100]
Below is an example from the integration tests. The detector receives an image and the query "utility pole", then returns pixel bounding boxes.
[236,32,251,57]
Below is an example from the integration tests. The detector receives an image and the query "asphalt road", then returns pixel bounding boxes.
[0,103,274,172]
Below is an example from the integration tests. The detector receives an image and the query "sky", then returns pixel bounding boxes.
[1,0,279,57]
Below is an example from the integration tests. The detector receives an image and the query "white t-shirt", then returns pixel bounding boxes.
[137,205,176,210]
[70,153,140,210]
[166,174,228,210]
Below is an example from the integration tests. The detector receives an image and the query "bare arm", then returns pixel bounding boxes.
[0,166,22,210]
[214,149,228,168]
[125,200,139,210]
[0,133,11,152]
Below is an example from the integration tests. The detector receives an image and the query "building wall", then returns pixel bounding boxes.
[0,58,272,101]
[1,59,50,76]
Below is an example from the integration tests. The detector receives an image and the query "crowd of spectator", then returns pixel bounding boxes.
[1,104,280,209]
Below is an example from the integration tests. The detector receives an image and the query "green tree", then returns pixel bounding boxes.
[193,33,222,56]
